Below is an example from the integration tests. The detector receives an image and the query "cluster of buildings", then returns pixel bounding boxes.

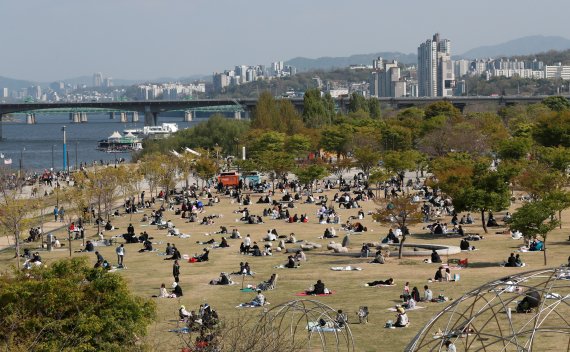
[92,72,113,88]
[212,61,296,92]
[137,82,206,100]
[369,33,570,98]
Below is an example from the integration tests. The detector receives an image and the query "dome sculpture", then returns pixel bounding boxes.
[258,299,355,351]
[406,267,570,351]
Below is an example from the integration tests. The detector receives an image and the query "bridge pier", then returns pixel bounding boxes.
[132,111,139,122]
[80,112,88,123]
[26,113,37,124]
[72,112,81,123]
[120,112,128,123]
[144,111,157,126]
[184,111,193,122]
[234,111,241,120]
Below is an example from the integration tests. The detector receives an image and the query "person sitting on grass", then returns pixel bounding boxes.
[460,238,470,251]
[194,248,210,262]
[366,278,393,287]
[505,253,517,267]
[138,240,153,253]
[245,290,266,307]
[294,249,306,262]
[434,267,444,282]
[257,274,277,291]
[422,285,433,302]
[164,245,181,261]
[515,254,524,267]
[431,249,442,263]
[335,310,348,328]
[394,306,409,327]
[306,279,327,295]
[219,237,230,248]
[371,250,385,264]
[172,278,183,297]
[285,255,298,268]
[210,272,232,285]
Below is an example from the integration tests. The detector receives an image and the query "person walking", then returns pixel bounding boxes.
[53,206,59,222]
[116,244,125,267]
[59,207,65,222]
[173,260,180,281]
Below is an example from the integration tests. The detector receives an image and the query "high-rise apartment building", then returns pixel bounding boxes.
[369,60,406,98]
[417,33,455,97]
[93,72,103,87]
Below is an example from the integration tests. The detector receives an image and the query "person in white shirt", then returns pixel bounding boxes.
[116,244,125,266]
[445,340,457,352]
[423,285,433,301]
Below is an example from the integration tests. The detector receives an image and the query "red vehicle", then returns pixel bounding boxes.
[217,171,240,187]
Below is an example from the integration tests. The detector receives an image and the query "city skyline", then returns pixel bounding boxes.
[2,0,570,82]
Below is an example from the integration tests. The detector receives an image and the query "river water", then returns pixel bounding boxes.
[0,113,201,172]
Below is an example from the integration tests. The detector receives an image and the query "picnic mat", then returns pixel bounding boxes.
[240,287,256,292]
[331,266,362,271]
[295,291,335,296]
[387,306,426,312]
[236,303,270,308]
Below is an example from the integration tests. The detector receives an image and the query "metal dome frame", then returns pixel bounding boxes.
[406,267,570,351]
[258,299,356,352]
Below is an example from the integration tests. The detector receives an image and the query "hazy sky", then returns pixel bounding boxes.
[1,0,569,82]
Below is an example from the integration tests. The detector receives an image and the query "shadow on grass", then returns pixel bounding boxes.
[467,262,500,268]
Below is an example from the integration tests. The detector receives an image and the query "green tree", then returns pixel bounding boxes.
[435,160,511,233]
[542,95,570,112]
[544,190,570,229]
[294,163,330,194]
[0,257,156,351]
[532,110,570,147]
[284,134,311,158]
[382,150,422,188]
[497,137,533,160]
[194,156,219,187]
[348,92,368,113]
[319,125,351,159]
[509,200,557,265]
[424,101,462,120]
[256,151,295,191]
[535,146,570,172]
[303,88,330,128]
[251,91,279,130]
[353,146,382,180]
[0,181,41,268]
[368,97,381,119]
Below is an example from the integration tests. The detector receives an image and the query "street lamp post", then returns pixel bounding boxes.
[62,126,67,172]
[19,147,25,179]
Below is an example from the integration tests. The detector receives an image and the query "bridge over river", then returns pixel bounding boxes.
[0,95,563,138]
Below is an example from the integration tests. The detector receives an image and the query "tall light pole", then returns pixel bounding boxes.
[19,147,25,179]
[62,126,67,172]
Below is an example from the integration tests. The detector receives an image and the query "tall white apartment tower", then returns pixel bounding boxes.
[418,33,455,97]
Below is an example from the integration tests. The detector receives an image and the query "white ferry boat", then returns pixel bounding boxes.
[123,123,179,139]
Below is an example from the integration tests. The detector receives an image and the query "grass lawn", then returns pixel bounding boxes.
[2,185,569,351]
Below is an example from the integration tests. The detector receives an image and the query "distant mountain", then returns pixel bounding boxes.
[285,52,417,72]
[0,76,37,91]
[459,35,570,59]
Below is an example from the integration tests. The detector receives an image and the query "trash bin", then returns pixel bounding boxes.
[46,233,53,251]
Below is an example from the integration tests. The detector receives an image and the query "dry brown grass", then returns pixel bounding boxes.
[1,186,569,351]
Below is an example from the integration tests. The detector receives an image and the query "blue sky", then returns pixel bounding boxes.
[1,0,569,81]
